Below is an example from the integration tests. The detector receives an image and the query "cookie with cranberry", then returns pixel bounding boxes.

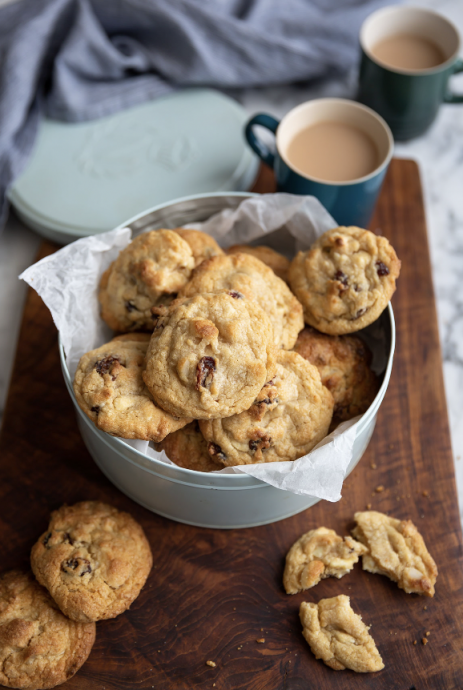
[73,336,190,441]
[289,227,400,335]
[31,502,153,623]
[0,570,95,689]
[226,244,290,282]
[179,253,303,349]
[173,228,224,267]
[199,350,333,466]
[294,327,380,430]
[99,229,195,332]
[155,422,223,472]
[143,291,277,419]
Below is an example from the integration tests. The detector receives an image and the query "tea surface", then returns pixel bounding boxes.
[371,33,446,70]
[286,121,380,182]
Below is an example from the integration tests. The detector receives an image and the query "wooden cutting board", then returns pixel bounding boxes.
[1,159,462,690]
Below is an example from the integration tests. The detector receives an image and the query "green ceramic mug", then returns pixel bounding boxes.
[358,6,463,140]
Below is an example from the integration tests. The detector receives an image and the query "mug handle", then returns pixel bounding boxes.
[244,113,280,168]
[444,57,463,103]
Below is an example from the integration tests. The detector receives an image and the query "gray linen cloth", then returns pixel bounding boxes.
[0,0,392,225]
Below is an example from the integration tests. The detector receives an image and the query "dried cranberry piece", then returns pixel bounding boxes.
[334,270,348,287]
[91,406,100,414]
[43,532,52,547]
[376,261,390,277]
[61,557,92,576]
[353,308,367,320]
[258,397,278,406]
[248,435,272,453]
[208,442,227,462]
[95,356,121,380]
[63,533,74,545]
[228,291,244,299]
[196,356,216,390]
[125,300,138,312]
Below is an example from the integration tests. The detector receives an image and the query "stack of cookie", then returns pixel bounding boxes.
[73,225,400,472]
[0,502,152,690]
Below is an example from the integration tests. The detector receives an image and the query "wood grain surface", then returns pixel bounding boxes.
[1,159,462,689]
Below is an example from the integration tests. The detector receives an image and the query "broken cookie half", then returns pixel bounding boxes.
[300,595,384,673]
[352,511,438,597]
[283,527,368,594]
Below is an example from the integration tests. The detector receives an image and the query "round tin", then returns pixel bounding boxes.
[60,192,395,529]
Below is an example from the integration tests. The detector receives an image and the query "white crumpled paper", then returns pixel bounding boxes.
[20,193,384,501]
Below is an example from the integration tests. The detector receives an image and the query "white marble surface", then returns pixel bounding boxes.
[1,0,463,520]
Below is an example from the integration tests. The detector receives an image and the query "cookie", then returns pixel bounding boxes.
[143,291,277,419]
[98,229,195,332]
[352,511,438,597]
[73,337,190,442]
[155,422,223,472]
[199,350,334,466]
[179,253,303,349]
[226,244,290,282]
[299,596,384,672]
[283,527,368,594]
[294,327,380,429]
[289,226,401,335]
[0,570,95,689]
[173,228,224,267]
[31,501,153,622]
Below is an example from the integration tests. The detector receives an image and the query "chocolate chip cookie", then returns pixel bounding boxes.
[99,229,195,332]
[199,350,334,466]
[0,570,95,689]
[289,226,400,335]
[155,422,223,472]
[173,228,224,267]
[31,502,153,622]
[143,291,277,419]
[179,253,303,349]
[73,336,190,441]
[294,326,380,429]
[226,244,290,283]
[300,596,384,672]
[352,511,438,597]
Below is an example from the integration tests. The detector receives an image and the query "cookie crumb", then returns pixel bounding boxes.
[256,638,265,644]
[374,485,384,493]
[421,637,428,645]
[425,631,430,637]
[423,606,428,610]
[413,640,417,645]
[366,503,372,509]
[206,660,216,667]
[370,462,377,469]
[422,490,429,497]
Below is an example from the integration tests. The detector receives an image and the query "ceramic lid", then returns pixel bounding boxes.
[9,89,258,240]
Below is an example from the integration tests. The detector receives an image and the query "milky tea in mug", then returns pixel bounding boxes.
[370,34,446,71]
[358,6,463,140]
[244,98,394,227]
[285,121,380,183]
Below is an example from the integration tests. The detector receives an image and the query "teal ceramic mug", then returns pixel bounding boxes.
[358,6,463,141]
[245,98,393,228]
